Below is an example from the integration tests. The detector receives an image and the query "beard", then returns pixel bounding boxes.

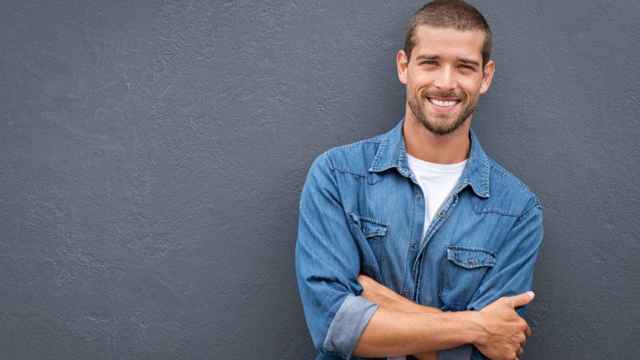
[408,88,478,135]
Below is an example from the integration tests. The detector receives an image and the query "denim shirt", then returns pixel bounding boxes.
[295,118,544,360]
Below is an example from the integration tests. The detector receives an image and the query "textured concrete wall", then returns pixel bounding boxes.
[1,1,638,359]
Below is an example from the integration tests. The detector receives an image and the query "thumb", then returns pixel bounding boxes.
[505,291,535,308]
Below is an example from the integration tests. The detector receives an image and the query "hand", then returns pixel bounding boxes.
[472,292,534,360]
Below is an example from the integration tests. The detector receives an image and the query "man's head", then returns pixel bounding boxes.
[397,0,495,136]
[405,0,493,67]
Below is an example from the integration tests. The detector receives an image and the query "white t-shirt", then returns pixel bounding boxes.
[407,153,467,239]
[388,154,466,360]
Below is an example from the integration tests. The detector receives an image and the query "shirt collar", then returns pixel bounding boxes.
[368,118,491,198]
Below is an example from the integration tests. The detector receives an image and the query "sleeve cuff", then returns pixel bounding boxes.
[322,294,379,359]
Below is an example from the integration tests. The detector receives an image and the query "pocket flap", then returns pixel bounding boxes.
[446,247,496,269]
[348,213,388,238]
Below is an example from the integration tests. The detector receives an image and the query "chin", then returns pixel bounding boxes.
[421,116,467,135]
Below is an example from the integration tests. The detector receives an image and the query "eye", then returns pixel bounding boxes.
[421,60,438,66]
[458,64,476,72]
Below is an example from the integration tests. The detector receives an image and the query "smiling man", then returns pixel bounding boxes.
[295,2,544,360]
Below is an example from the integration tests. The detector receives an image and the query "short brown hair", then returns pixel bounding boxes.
[404,0,493,66]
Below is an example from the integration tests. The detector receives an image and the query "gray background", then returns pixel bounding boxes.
[1,1,639,359]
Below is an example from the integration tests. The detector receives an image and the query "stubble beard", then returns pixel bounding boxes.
[408,90,477,136]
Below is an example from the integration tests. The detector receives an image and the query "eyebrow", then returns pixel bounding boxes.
[415,55,439,62]
[414,55,481,68]
[459,59,481,68]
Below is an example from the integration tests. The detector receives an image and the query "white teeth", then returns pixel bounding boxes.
[429,98,458,107]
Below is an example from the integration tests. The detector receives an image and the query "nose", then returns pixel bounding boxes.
[433,65,456,91]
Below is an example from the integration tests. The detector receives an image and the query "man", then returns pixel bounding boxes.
[295,1,544,360]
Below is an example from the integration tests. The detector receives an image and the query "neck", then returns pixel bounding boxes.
[403,113,471,164]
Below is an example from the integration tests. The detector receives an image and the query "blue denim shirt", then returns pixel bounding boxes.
[295,118,544,360]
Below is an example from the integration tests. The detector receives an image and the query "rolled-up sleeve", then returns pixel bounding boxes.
[467,197,544,359]
[295,152,379,359]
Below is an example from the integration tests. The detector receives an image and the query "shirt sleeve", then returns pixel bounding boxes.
[466,197,544,360]
[295,152,379,359]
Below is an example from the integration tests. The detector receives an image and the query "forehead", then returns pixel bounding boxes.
[411,25,485,62]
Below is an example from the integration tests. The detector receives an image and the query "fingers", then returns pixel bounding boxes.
[357,274,373,286]
[517,328,528,359]
[505,291,535,308]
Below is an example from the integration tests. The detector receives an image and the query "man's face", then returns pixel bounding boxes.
[397,25,495,135]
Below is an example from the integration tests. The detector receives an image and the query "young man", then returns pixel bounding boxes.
[295,1,544,360]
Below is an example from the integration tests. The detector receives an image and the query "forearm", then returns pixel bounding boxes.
[363,297,440,360]
[359,275,441,315]
[358,275,440,359]
[352,306,483,357]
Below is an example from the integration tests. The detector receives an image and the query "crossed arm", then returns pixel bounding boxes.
[354,274,533,360]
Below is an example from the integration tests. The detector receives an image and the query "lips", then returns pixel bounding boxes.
[426,97,461,110]
[428,98,459,107]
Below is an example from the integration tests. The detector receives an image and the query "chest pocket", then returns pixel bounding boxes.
[348,212,388,239]
[439,246,495,311]
[348,212,388,280]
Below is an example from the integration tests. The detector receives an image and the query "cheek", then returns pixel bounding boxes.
[413,80,432,98]
[461,80,483,98]
[409,71,431,87]
[408,82,424,99]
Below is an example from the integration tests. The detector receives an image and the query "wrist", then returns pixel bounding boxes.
[460,310,488,346]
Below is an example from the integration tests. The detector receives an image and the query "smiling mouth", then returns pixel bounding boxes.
[427,97,461,109]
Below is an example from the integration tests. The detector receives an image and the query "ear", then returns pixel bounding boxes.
[396,49,409,85]
[479,59,495,95]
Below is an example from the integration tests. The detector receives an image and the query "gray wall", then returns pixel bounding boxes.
[1,1,638,359]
